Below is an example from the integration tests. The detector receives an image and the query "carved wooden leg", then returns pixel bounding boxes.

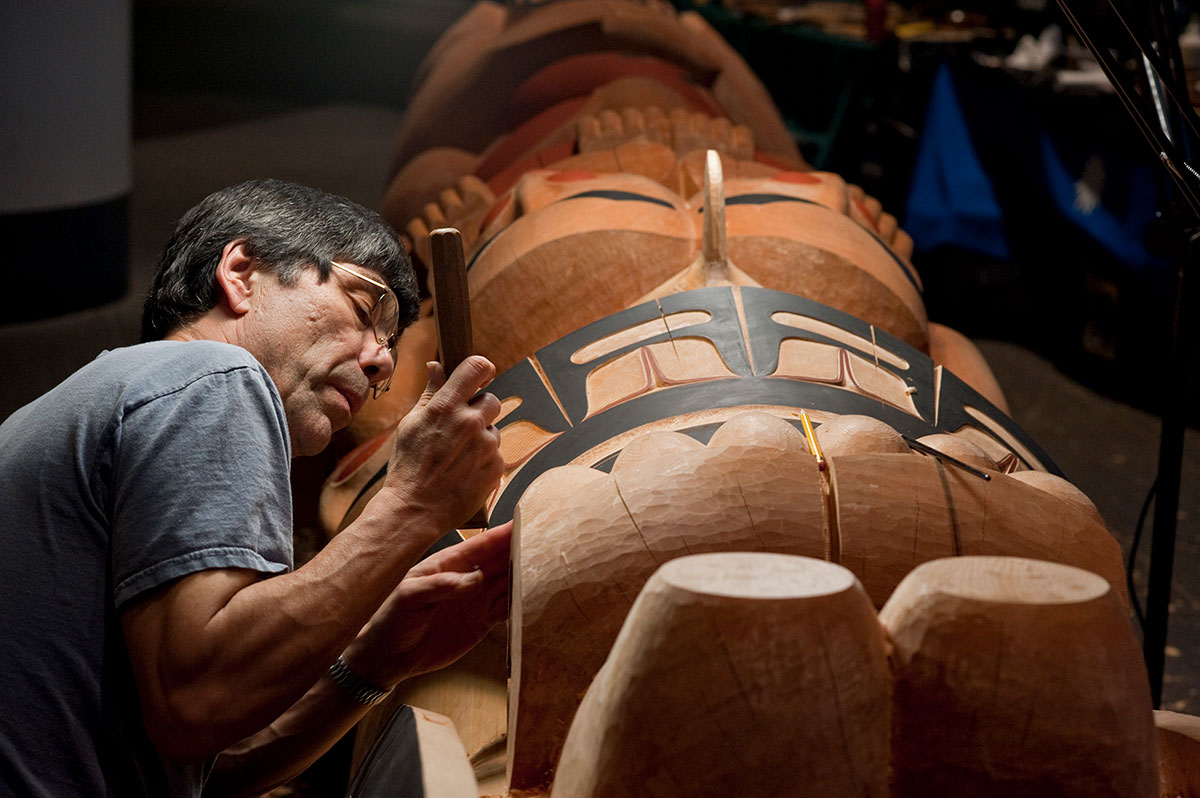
[552,552,890,798]
[880,556,1157,797]
[1155,709,1200,796]
[508,414,828,792]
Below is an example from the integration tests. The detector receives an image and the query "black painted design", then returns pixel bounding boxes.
[738,286,938,421]
[488,375,1045,523]
[465,226,503,273]
[590,422,724,474]
[348,287,1059,533]
[725,192,818,206]
[487,358,572,433]
[466,189,679,274]
[555,189,677,210]
[533,286,752,424]
[722,192,922,295]
[483,286,1058,522]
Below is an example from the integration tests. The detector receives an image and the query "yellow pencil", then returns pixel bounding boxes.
[799,409,826,471]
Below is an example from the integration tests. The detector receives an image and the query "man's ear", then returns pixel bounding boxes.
[213,241,259,317]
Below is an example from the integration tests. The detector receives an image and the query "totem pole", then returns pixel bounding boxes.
[319,2,1199,795]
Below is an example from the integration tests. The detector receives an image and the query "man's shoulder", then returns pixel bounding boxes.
[90,341,272,403]
[3,341,280,434]
[99,339,262,375]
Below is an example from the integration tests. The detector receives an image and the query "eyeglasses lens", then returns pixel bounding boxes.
[369,292,400,400]
[373,292,400,349]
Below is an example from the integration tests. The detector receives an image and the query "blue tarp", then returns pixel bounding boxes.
[905,62,1160,271]
[1039,130,1158,270]
[904,63,1012,260]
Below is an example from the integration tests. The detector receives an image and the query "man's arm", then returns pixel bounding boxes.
[202,522,511,797]
[121,357,503,764]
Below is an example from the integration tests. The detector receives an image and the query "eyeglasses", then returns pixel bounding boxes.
[330,261,400,398]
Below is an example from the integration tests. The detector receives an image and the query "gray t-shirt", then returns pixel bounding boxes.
[0,340,294,797]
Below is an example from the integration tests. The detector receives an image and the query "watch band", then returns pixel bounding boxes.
[328,654,392,706]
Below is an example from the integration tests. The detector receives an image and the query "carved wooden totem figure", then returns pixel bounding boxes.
[319,2,1196,796]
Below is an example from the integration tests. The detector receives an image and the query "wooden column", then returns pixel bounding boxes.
[551,552,890,798]
[508,412,828,791]
[880,556,1157,797]
[1154,709,1200,797]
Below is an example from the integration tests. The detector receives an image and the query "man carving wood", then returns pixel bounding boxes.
[0,179,508,797]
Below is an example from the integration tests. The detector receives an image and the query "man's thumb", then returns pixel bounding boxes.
[415,361,445,407]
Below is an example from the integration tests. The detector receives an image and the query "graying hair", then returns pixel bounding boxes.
[141,179,418,341]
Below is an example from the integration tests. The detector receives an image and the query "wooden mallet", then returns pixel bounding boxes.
[429,227,491,529]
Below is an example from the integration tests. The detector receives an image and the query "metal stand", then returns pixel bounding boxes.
[1143,228,1196,705]
[1056,0,1199,706]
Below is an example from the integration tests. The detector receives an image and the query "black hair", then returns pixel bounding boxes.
[141,179,418,341]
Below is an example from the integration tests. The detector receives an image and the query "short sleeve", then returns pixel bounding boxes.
[109,363,294,609]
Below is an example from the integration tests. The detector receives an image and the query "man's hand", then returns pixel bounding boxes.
[342,521,512,687]
[383,355,504,531]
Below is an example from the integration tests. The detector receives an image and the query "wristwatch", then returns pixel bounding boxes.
[328,654,392,706]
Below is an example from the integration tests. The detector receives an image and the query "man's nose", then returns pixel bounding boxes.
[361,336,395,386]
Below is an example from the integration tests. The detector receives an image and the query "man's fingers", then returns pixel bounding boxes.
[473,521,513,568]
[476,521,513,557]
[393,568,484,610]
[414,361,447,408]
[434,355,496,407]
[469,391,503,428]
[425,522,511,574]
